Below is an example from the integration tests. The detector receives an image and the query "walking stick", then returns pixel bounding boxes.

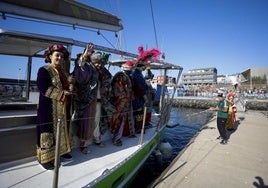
[53,118,62,188]
[139,106,147,145]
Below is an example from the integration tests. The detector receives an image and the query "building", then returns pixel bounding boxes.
[181,67,217,86]
[217,74,239,85]
[240,67,268,88]
[151,75,176,86]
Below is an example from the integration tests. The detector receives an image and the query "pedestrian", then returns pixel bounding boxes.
[110,60,136,146]
[36,43,74,170]
[209,93,229,144]
[72,43,98,154]
[226,92,237,131]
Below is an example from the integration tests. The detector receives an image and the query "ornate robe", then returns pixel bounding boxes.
[226,101,237,129]
[131,69,147,133]
[36,66,72,164]
[110,71,135,142]
[72,62,98,145]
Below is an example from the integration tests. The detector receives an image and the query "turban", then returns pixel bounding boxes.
[122,60,134,71]
[44,43,69,63]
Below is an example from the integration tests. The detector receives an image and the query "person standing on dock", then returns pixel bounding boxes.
[209,93,229,144]
[226,92,237,131]
[36,43,74,170]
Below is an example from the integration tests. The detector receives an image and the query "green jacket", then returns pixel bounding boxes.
[217,99,229,119]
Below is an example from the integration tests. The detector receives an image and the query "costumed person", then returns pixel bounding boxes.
[36,43,74,170]
[226,92,237,131]
[209,93,229,144]
[91,51,114,146]
[144,67,155,128]
[131,61,148,133]
[110,60,136,146]
[72,43,98,154]
[131,46,161,133]
[121,61,136,137]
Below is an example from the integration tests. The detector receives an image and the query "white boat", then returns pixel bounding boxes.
[0,1,183,187]
[0,28,183,188]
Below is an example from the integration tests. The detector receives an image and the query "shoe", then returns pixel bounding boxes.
[216,136,222,140]
[220,140,228,145]
[128,134,137,138]
[227,128,235,131]
[95,142,105,147]
[80,147,90,154]
[145,122,153,128]
[113,140,122,146]
[61,153,73,161]
[40,161,54,170]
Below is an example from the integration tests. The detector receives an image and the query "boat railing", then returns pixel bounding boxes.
[0,105,164,164]
[156,97,172,131]
[235,93,246,112]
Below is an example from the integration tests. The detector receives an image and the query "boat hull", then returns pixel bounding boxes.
[85,126,165,188]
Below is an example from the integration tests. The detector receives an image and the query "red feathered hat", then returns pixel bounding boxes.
[137,46,161,64]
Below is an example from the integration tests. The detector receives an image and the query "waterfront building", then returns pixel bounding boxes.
[240,67,268,88]
[181,67,217,86]
[151,75,176,87]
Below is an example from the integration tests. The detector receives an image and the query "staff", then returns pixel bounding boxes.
[139,106,147,145]
[53,118,62,188]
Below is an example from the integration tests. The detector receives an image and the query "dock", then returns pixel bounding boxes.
[151,110,268,188]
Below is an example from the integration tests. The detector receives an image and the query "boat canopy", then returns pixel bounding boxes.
[0,29,75,57]
[0,0,123,32]
[0,28,137,101]
[0,28,183,104]
[0,29,137,58]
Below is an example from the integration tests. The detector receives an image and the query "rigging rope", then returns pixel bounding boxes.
[149,0,159,48]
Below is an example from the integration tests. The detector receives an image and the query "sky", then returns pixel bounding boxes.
[0,0,268,81]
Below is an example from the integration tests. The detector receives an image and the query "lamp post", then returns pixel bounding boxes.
[18,68,21,85]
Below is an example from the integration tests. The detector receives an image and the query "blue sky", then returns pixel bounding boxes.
[0,0,268,81]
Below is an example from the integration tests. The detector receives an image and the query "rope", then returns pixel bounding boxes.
[0,107,151,131]
[149,0,159,48]
[166,109,215,129]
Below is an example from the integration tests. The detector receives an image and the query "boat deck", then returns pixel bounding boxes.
[0,114,161,188]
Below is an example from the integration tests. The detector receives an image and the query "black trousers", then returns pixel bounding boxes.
[217,117,228,140]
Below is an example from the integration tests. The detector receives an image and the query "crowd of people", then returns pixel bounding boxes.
[36,43,158,170]
[209,92,237,145]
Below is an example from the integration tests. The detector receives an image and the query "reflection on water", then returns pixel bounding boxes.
[131,107,214,188]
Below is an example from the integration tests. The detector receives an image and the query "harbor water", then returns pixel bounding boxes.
[131,107,215,188]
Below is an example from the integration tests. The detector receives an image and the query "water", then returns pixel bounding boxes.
[130,107,214,188]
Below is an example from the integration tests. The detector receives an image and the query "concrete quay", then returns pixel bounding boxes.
[151,110,268,188]
[172,97,268,111]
